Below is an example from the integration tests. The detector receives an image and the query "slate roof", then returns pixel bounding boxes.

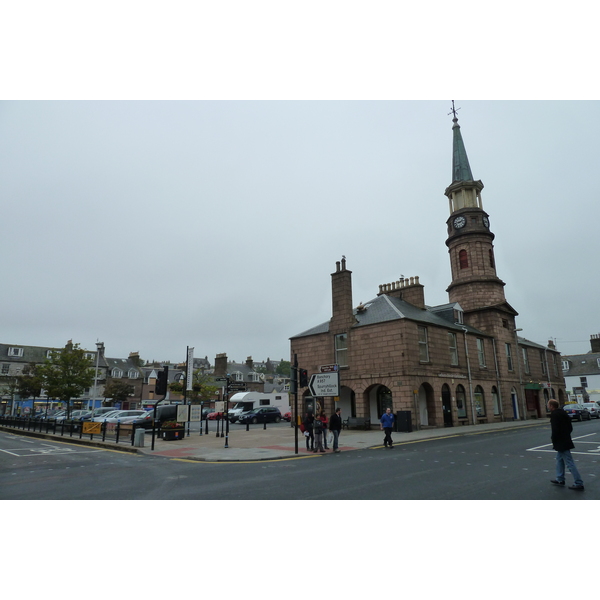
[561,352,600,377]
[291,295,488,339]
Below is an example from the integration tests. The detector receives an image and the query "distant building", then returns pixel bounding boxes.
[290,111,566,429]
[561,334,600,403]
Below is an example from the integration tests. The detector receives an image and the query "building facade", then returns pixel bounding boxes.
[290,112,566,429]
[561,334,600,404]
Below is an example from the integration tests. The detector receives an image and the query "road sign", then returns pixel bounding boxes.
[320,364,339,373]
[308,372,339,397]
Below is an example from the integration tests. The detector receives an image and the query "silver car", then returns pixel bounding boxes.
[582,402,600,419]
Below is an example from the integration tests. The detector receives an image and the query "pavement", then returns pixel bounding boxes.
[1,419,550,462]
[136,419,550,462]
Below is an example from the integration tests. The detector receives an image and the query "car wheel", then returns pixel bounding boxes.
[252,417,258,424]
[275,416,281,423]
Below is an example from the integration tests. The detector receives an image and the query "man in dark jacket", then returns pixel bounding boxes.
[548,399,584,490]
[329,407,342,453]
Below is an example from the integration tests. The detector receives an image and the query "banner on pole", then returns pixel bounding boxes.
[186,347,194,391]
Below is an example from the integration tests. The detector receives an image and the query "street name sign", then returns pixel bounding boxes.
[308,372,339,397]
[320,364,339,373]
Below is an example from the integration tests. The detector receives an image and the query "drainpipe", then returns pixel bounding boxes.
[462,327,476,424]
[513,329,525,420]
[491,338,505,422]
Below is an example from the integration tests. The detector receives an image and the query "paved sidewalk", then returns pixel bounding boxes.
[139,419,549,462]
[1,419,549,462]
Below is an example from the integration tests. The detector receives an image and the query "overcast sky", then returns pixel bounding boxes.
[1,99,598,364]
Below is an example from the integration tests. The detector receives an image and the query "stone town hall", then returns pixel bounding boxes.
[290,110,566,430]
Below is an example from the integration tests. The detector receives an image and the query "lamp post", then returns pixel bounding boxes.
[513,328,525,420]
[92,342,103,414]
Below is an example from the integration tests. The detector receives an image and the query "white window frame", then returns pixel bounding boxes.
[505,343,514,371]
[448,332,458,366]
[8,347,23,357]
[128,369,138,379]
[111,368,123,378]
[335,333,348,368]
[476,338,486,368]
[522,347,530,374]
[418,326,429,363]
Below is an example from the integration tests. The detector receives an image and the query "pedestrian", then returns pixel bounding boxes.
[329,407,342,453]
[313,413,326,453]
[319,411,329,449]
[380,407,395,448]
[303,412,314,452]
[548,399,584,490]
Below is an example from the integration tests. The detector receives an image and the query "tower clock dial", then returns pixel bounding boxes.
[453,215,466,229]
[483,216,489,228]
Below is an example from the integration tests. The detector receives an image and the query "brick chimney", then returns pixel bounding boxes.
[378,276,425,309]
[330,257,356,332]
[591,334,600,353]
[214,353,228,376]
[245,356,254,369]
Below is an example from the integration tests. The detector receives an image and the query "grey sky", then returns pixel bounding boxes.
[1,100,598,363]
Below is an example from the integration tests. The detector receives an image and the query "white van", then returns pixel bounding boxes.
[228,392,290,422]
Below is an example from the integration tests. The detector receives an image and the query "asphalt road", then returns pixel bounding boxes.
[1,420,598,499]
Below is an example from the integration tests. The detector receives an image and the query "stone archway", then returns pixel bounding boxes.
[365,384,393,423]
[418,383,436,427]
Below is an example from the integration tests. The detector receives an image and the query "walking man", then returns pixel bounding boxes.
[548,399,584,491]
[329,407,342,453]
[380,407,395,448]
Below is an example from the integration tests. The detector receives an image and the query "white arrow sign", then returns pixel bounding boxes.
[308,372,339,397]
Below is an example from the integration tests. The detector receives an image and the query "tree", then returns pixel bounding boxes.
[18,363,44,412]
[169,370,219,403]
[276,360,291,377]
[37,341,95,417]
[103,380,135,405]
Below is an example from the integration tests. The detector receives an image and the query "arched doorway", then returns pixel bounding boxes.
[418,383,435,427]
[510,387,520,420]
[441,384,453,427]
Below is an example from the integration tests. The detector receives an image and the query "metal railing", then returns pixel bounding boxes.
[0,415,145,447]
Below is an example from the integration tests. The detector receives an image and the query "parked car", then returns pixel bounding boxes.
[563,404,591,421]
[81,407,121,421]
[131,404,179,429]
[582,403,600,419]
[207,411,226,420]
[101,410,147,424]
[238,406,282,425]
[283,411,292,422]
[92,410,121,422]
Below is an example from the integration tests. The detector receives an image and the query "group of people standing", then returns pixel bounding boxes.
[302,408,343,453]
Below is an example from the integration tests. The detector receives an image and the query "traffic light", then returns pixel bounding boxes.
[290,367,298,394]
[299,369,308,388]
[155,366,169,396]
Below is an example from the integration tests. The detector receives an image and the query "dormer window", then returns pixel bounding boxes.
[8,347,23,357]
[232,371,243,382]
[562,360,570,372]
[128,369,138,379]
[249,372,261,382]
[112,368,123,378]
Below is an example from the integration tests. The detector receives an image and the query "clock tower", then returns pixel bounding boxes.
[444,106,517,332]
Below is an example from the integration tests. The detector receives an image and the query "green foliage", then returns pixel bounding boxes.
[103,380,135,403]
[37,341,95,412]
[276,360,291,376]
[18,363,43,399]
[169,370,219,402]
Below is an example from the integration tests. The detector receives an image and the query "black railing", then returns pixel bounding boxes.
[0,415,148,447]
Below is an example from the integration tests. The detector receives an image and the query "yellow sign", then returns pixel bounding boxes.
[83,422,102,435]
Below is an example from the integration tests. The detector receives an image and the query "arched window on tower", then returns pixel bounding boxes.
[459,249,469,269]
[489,249,495,268]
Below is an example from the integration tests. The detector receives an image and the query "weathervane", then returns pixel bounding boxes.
[448,100,461,120]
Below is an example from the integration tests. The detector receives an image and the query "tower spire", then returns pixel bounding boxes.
[449,101,474,183]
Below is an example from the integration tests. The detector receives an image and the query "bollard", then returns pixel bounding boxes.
[246,422,249,432]
[263,421,266,430]
[133,427,145,448]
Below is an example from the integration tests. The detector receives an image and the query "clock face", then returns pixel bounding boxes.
[453,215,466,229]
[483,216,490,228]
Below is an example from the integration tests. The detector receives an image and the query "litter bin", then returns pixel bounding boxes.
[395,410,412,433]
[133,427,145,447]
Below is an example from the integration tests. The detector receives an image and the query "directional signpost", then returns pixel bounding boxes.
[308,372,340,398]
